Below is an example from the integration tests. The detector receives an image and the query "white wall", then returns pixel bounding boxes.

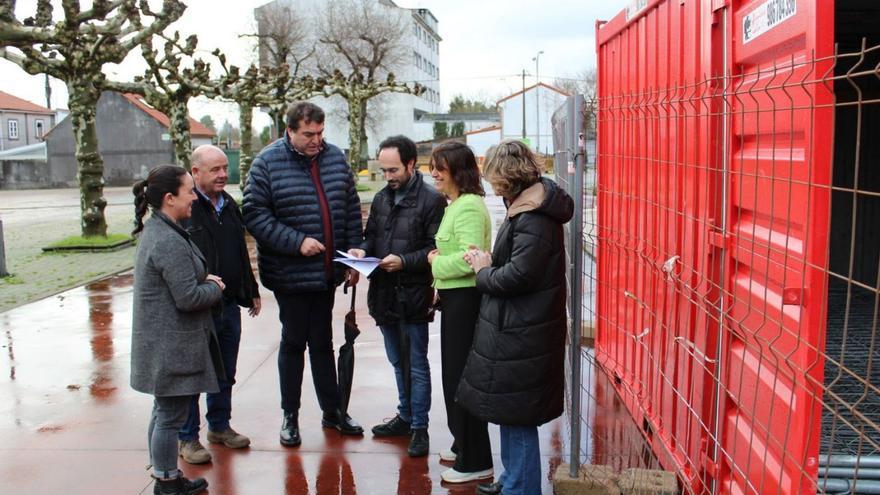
[192,137,213,148]
[413,119,499,143]
[499,85,568,155]
[467,128,502,158]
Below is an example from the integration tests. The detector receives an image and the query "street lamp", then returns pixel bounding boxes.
[532,50,544,154]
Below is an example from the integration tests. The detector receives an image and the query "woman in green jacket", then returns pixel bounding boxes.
[427,142,494,483]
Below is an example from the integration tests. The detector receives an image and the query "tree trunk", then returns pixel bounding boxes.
[346,97,365,175]
[238,103,254,190]
[358,99,369,166]
[268,102,285,140]
[168,100,193,171]
[68,81,107,238]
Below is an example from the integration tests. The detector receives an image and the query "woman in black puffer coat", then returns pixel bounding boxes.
[460,140,573,495]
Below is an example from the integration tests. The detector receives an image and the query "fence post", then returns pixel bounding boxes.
[568,94,586,477]
[0,218,8,277]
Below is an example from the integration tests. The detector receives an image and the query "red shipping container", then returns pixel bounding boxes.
[595,1,837,493]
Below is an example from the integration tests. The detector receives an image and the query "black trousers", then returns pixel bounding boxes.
[276,290,340,417]
[439,287,493,472]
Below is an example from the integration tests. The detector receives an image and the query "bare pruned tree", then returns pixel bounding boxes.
[555,69,597,131]
[106,33,219,170]
[246,0,316,137]
[0,0,186,237]
[315,0,418,170]
[211,60,327,188]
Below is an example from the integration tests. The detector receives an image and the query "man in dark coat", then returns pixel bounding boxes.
[349,135,446,457]
[176,145,261,465]
[242,102,364,447]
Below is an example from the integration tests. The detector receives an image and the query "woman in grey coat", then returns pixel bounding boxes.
[131,165,225,495]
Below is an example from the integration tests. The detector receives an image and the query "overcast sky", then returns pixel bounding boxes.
[1,0,627,129]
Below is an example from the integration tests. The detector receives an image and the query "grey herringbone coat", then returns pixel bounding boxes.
[130,212,224,396]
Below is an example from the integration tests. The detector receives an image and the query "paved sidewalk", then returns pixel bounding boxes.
[0,274,568,494]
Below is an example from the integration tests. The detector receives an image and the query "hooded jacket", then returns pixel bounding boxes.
[456,177,574,426]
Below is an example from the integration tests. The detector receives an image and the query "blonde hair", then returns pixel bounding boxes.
[482,140,542,199]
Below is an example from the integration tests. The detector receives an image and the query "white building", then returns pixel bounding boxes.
[498,83,569,156]
[255,0,441,159]
[412,112,500,143]
[466,125,502,159]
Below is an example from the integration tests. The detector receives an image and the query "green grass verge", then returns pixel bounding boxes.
[356,183,371,192]
[45,233,132,249]
[1,274,25,285]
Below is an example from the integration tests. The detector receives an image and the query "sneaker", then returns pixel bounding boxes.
[371,414,411,437]
[440,467,494,484]
[439,449,457,462]
[407,428,429,457]
[153,474,208,494]
[178,439,212,465]
[207,427,251,449]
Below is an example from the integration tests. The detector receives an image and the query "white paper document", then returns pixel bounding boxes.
[333,250,381,277]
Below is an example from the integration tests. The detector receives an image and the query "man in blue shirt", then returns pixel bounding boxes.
[178,145,261,464]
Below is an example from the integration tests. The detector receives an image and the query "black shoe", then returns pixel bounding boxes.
[371,414,412,437]
[476,481,503,495]
[153,475,208,495]
[407,428,429,457]
[322,409,364,435]
[280,412,301,447]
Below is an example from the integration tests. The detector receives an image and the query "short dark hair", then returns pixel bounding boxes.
[429,141,485,196]
[378,135,418,168]
[286,101,325,131]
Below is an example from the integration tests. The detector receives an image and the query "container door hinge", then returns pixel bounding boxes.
[700,440,721,479]
[782,288,808,306]
[712,0,729,11]
[709,230,731,249]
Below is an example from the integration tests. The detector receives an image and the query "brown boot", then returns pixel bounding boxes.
[207,427,250,448]
[178,439,211,464]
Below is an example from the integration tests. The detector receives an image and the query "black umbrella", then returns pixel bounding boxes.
[338,283,360,416]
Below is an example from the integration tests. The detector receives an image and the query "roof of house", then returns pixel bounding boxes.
[496,83,571,105]
[0,91,55,115]
[465,125,502,136]
[121,93,215,137]
[416,112,500,123]
[0,142,47,161]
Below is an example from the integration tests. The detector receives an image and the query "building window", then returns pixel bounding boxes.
[7,119,19,140]
[35,119,44,139]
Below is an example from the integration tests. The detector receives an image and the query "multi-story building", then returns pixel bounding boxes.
[0,91,55,152]
[254,0,441,160]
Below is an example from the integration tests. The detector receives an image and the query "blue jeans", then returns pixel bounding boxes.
[179,301,241,440]
[379,322,431,429]
[498,424,541,495]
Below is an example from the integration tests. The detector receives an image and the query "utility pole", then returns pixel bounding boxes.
[521,69,527,140]
[44,74,52,110]
[532,50,544,154]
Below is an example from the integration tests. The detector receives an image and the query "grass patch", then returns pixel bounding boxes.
[1,274,25,285]
[43,233,134,252]
[356,183,371,192]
